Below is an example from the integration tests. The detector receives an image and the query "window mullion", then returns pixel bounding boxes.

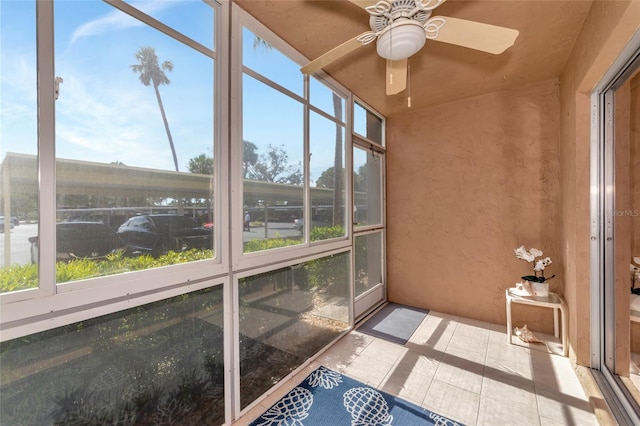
[37,0,56,295]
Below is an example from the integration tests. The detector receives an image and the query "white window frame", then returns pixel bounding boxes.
[232,246,353,420]
[230,5,354,272]
[1,0,229,341]
[351,97,386,319]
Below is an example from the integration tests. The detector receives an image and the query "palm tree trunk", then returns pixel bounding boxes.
[153,83,183,214]
[332,94,343,226]
[153,84,179,172]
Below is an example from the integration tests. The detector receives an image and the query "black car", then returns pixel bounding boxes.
[29,222,128,263]
[117,214,212,256]
[0,216,14,232]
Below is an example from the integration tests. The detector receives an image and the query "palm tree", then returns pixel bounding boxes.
[332,93,344,226]
[131,46,179,172]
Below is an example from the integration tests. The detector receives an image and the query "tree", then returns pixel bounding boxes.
[188,154,213,175]
[243,141,259,179]
[131,46,179,172]
[354,164,367,193]
[246,144,302,184]
[253,36,273,52]
[316,167,335,189]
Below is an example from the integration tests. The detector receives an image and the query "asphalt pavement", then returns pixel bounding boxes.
[0,222,302,267]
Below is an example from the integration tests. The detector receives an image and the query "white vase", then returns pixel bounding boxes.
[531,282,549,297]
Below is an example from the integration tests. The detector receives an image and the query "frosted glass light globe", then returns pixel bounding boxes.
[376,20,426,61]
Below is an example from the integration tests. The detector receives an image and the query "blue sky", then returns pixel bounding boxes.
[1,0,348,183]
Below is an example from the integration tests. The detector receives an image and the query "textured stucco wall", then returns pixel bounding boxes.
[384,0,640,366]
[386,79,561,332]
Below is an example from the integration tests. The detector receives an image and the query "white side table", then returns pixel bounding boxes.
[505,288,568,356]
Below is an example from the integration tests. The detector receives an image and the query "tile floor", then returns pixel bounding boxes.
[235,310,600,425]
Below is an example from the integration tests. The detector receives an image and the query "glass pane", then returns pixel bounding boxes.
[238,253,350,408]
[309,111,346,241]
[353,145,383,227]
[0,1,39,293]
[242,73,304,253]
[242,27,302,97]
[622,69,640,402]
[631,69,640,403]
[310,77,345,121]
[355,232,383,298]
[0,286,225,425]
[124,0,215,50]
[52,1,215,283]
[354,101,383,145]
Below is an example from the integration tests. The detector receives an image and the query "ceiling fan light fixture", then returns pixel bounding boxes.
[376,20,426,61]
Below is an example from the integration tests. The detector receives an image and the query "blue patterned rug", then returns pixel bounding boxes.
[249,366,463,425]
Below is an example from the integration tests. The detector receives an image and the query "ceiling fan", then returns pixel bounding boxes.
[300,0,519,97]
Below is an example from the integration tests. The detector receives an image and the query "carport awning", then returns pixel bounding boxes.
[1,152,342,204]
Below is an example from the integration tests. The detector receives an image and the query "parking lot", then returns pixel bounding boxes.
[0,223,37,267]
[0,222,302,268]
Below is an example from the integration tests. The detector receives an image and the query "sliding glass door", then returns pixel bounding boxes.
[593,40,640,424]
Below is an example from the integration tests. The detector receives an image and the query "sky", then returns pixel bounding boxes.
[1,0,365,184]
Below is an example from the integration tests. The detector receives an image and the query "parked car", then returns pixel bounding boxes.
[117,214,212,256]
[29,221,128,263]
[0,216,15,232]
[10,216,19,226]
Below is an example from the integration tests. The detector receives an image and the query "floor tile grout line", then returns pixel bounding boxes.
[235,311,598,425]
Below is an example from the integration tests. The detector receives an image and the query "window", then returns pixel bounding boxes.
[309,78,347,242]
[354,145,383,228]
[53,0,216,283]
[355,232,384,299]
[241,27,305,253]
[354,101,384,146]
[0,0,39,293]
[352,100,385,319]
[1,3,387,423]
[238,252,350,409]
[0,286,225,425]
[240,24,348,253]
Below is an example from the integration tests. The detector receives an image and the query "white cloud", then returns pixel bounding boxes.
[70,1,174,45]
[54,72,176,170]
[70,10,140,45]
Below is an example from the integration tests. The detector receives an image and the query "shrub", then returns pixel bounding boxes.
[0,249,214,293]
[243,236,302,253]
[310,225,344,241]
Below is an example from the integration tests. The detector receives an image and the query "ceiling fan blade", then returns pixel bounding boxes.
[346,0,378,10]
[386,59,407,95]
[431,16,519,54]
[349,0,447,11]
[300,34,369,74]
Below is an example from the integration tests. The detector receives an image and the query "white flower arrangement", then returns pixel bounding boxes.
[632,264,640,277]
[631,264,640,293]
[514,245,555,283]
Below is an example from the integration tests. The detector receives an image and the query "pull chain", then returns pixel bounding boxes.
[389,23,394,85]
[407,59,412,108]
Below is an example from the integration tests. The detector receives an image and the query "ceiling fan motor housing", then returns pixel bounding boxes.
[369,0,433,60]
[376,20,427,60]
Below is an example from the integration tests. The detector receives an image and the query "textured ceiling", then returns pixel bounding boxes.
[235,0,593,117]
